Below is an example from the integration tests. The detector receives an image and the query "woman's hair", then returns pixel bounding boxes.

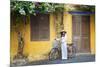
[60,31,66,37]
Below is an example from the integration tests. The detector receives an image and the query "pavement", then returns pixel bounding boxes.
[21,54,95,66]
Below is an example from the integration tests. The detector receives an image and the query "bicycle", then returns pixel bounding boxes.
[49,38,61,60]
[67,43,76,58]
[49,39,77,60]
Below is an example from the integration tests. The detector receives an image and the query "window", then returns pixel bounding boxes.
[30,14,50,41]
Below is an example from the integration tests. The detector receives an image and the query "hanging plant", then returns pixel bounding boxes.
[11,1,65,15]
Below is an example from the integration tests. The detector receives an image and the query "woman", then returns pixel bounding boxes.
[60,30,68,60]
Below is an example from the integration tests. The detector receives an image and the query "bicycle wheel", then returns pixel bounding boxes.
[49,48,59,60]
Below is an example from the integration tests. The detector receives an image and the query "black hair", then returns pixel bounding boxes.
[60,31,66,37]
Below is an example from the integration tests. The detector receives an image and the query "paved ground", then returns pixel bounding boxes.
[22,54,95,66]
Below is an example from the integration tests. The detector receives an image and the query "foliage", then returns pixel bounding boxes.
[11,1,95,17]
[73,5,95,12]
[11,1,95,30]
[11,1,65,16]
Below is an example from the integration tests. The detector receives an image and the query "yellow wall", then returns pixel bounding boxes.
[90,14,95,54]
[10,20,28,62]
[10,30,18,62]
[10,14,56,62]
[10,13,95,63]
[63,12,72,44]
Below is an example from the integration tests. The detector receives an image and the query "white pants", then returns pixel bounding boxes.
[61,42,68,59]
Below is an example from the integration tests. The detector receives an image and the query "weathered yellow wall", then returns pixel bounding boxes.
[10,30,18,62]
[90,14,95,54]
[10,14,56,62]
[63,12,72,44]
[10,19,29,62]
[11,13,95,63]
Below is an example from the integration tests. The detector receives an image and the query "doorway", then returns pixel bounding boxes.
[72,15,90,53]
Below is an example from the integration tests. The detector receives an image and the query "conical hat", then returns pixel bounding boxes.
[60,30,66,33]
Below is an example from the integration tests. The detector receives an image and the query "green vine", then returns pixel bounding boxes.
[11,1,65,16]
[11,1,95,24]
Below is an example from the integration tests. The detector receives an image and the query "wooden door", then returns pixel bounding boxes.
[72,15,90,53]
[81,16,90,53]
